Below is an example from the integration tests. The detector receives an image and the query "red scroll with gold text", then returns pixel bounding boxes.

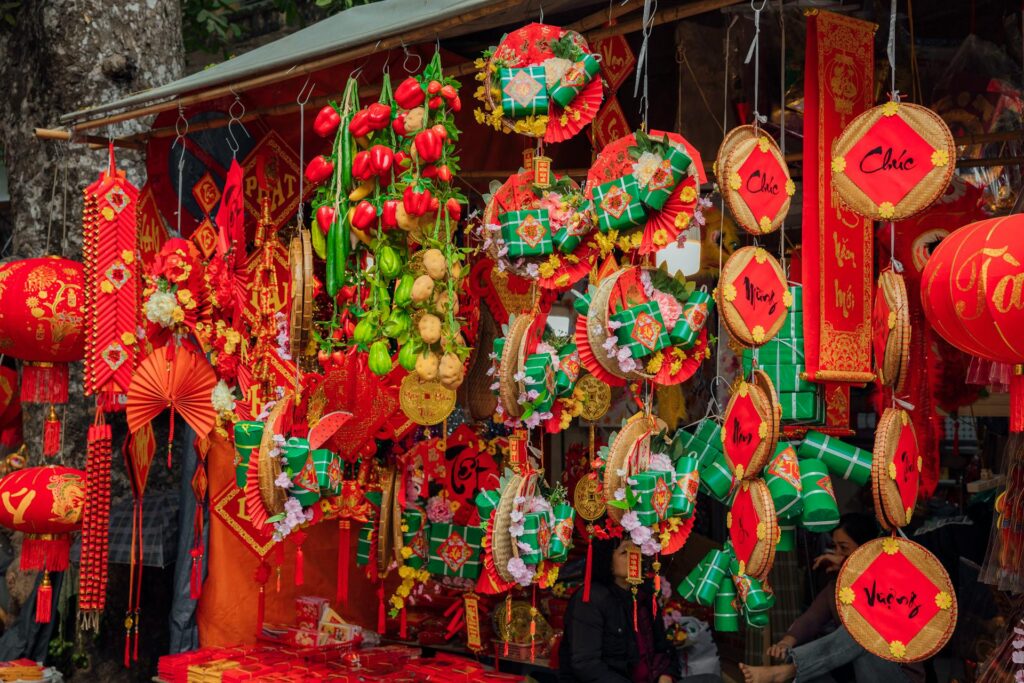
[801,11,877,427]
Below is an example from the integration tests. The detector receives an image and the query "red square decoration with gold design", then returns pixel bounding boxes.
[841,115,932,208]
[836,537,956,663]
[735,144,791,227]
[722,381,774,480]
[651,478,672,519]
[726,479,776,579]
[717,247,791,347]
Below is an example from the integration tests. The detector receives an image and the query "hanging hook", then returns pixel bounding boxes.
[401,41,422,74]
[226,92,250,159]
[381,49,392,75]
[296,77,314,106]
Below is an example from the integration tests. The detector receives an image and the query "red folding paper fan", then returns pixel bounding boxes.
[587,130,707,256]
[320,350,403,461]
[545,77,604,143]
[126,345,217,438]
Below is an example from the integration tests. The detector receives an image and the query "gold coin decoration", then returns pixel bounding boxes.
[577,373,611,422]
[573,476,607,521]
[399,374,456,426]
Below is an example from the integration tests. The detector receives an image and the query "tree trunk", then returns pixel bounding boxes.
[0,0,185,465]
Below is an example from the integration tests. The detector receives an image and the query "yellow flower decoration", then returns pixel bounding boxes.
[473,57,486,70]
[882,101,901,116]
[935,591,953,609]
[720,427,728,443]
[675,213,692,230]
[729,172,742,191]
[905,506,914,524]
[831,157,847,173]
[785,179,796,196]
[646,352,665,373]
[752,325,766,343]
[726,511,733,528]
[759,216,772,233]
[120,331,137,345]
[171,307,185,323]
[916,456,923,472]
[100,280,114,294]
[680,186,697,203]
[839,587,856,605]
[121,250,135,264]
[879,202,895,219]
[398,566,413,579]
[400,546,413,559]
[723,283,737,302]
[737,383,749,398]
[390,596,404,610]
[889,640,907,659]
[737,559,747,575]
[882,537,900,555]
[888,462,898,480]
[652,229,669,247]
[756,521,766,540]
[735,464,745,479]
[758,421,768,439]
[754,247,769,263]
[758,136,771,153]
[783,290,793,308]
[931,149,949,167]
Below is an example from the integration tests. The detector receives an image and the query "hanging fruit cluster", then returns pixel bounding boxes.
[306,54,469,389]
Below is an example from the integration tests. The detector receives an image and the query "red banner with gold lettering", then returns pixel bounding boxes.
[802,11,877,426]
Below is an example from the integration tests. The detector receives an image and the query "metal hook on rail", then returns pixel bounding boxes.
[226,91,250,159]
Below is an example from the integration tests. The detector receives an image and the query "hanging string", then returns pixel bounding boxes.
[744,0,768,128]
[43,149,61,255]
[778,0,788,276]
[172,105,188,238]
[296,78,313,229]
[633,0,657,127]
[887,0,899,102]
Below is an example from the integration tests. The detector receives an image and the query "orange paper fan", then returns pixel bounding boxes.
[545,77,604,144]
[126,345,217,438]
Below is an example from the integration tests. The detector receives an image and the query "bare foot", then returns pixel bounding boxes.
[739,662,797,683]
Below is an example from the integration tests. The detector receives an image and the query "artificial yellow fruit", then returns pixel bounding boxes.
[348,178,375,202]
[396,204,417,231]
[405,107,425,133]
[439,353,464,388]
[415,352,439,381]
[422,248,446,281]
[418,314,442,344]
[449,261,462,280]
[411,275,435,304]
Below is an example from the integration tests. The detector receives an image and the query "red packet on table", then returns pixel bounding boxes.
[295,595,330,630]
[222,664,278,682]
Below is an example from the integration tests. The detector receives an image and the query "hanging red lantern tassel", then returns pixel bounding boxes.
[21,534,71,572]
[255,561,270,637]
[583,534,594,602]
[376,581,386,635]
[336,519,350,604]
[292,530,307,586]
[1011,368,1024,432]
[43,406,61,457]
[21,362,69,405]
[35,572,51,623]
[189,548,203,600]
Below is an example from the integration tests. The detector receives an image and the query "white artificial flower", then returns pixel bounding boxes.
[632,151,662,187]
[621,511,641,531]
[144,290,178,327]
[650,453,674,473]
[211,380,236,413]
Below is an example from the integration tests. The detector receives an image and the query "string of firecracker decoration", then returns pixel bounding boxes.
[78,416,112,629]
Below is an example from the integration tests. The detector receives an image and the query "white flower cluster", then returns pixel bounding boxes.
[144,290,178,327]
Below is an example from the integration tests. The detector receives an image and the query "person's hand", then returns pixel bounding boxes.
[766,635,796,659]
[812,551,844,573]
[657,676,674,683]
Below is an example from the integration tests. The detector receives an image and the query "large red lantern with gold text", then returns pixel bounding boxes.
[0,257,84,404]
[922,215,1024,429]
[0,466,85,571]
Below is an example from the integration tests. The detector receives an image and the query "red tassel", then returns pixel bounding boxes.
[43,406,60,457]
[189,548,202,600]
[21,362,68,404]
[34,573,51,623]
[504,593,512,656]
[336,520,350,604]
[399,606,408,640]
[295,546,304,586]
[1012,369,1024,432]
[21,535,70,572]
[633,593,638,632]
[377,582,386,634]
[133,616,139,661]
[255,561,270,637]
[583,535,593,602]
[124,620,131,668]
[167,407,175,469]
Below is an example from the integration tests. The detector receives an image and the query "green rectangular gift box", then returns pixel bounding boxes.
[549,53,601,107]
[630,470,673,525]
[499,66,548,117]
[427,523,483,578]
[500,210,553,258]
[740,361,814,393]
[742,338,804,366]
[592,176,647,233]
[610,301,672,360]
[356,523,374,567]
[789,284,803,313]
[637,144,693,210]
[670,430,721,470]
[779,391,823,422]
[402,510,428,569]
[777,309,804,340]
[797,430,873,486]
[523,352,555,412]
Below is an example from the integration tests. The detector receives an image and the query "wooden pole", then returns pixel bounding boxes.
[34,127,145,151]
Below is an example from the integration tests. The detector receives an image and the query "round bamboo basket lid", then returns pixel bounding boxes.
[721,128,794,236]
[602,413,666,521]
[716,247,791,348]
[257,396,291,516]
[727,478,778,580]
[836,536,956,662]
[499,314,534,418]
[871,407,920,530]
[722,380,775,481]
[586,268,655,381]
[873,269,911,393]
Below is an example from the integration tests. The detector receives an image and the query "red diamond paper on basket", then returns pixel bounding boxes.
[723,392,764,476]
[736,146,790,225]
[729,257,788,332]
[729,486,759,568]
[841,114,934,208]
[83,146,139,401]
[439,532,472,572]
[848,548,940,645]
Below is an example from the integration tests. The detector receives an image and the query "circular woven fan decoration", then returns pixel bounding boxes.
[751,369,781,454]
[256,397,291,517]
[492,472,542,582]
[727,478,778,580]
[498,314,534,419]
[717,126,794,235]
[831,101,955,221]
[716,247,791,348]
[871,407,920,530]
[722,379,776,480]
[836,537,956,662]
[288,230,314,359]
[602,413,666,522]
[872,269,910,393]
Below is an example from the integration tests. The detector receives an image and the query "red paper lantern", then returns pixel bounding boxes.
[0,466,85,571]
[0,257,84,404]
[922,215,1024,429]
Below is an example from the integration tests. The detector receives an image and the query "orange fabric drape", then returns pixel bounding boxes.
[197,432,382,646]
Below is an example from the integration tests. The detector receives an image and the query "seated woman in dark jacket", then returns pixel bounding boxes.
[559,537,680,683]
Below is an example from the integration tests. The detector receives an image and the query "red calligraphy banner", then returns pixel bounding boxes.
[590,95,631,151]
[802,11,878,427]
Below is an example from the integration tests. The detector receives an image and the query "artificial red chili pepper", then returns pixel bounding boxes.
[315,206,336,235]
[451,95,462,112]
[352,150,373,181]
[369,145,394,177]
[394,151,410,169]
[437,165,452,183]
[304,155,334,185]
[428,97,442,110]
[349,109,372,137]
[445,198,462,223]
[414,129,443,164]
[394,77,425,109]
[420,164,438,180]
[351,200,378,230]
[366,103,392,129]
[381,200,399,229]
[440,84,457,100]
[427,80,442,95]
[431,124,447,140]
[313,105,341,137]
